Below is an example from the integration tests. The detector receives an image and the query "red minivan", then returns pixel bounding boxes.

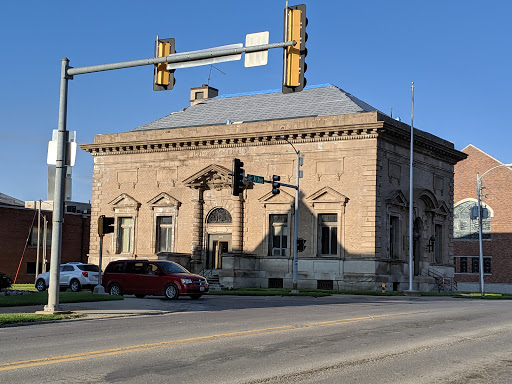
[102,260,209,299]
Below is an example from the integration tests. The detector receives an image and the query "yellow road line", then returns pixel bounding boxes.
[0,312,405,372]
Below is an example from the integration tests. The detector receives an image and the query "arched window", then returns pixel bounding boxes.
[454,201,491,240]
[207,208,232,224]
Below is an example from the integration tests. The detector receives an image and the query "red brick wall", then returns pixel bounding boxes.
[0,206,90,284]
[454,145,512,283]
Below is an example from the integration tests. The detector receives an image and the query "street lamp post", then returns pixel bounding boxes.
[276,136,301,293]
[476,163,512,297]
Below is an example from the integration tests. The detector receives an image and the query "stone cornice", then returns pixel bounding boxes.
[80,112,466,165]
[80,122,383,155]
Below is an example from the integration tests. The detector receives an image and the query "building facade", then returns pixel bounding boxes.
[453,145,512,293]
[82,85,465,291]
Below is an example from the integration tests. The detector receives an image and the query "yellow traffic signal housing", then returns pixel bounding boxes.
[154,37,176,91]
[283,4,307,93]
[98,215,115,236]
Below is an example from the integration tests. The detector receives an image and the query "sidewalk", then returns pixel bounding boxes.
[0,297,172,319]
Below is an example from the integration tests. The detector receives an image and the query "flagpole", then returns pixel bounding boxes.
[407,82,416,292]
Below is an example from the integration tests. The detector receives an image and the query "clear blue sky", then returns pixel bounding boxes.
[1,0,511,203]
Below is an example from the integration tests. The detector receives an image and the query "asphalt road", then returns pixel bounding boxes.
[1,295,511,383]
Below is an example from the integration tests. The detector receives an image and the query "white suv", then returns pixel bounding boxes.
[35,263,100,292]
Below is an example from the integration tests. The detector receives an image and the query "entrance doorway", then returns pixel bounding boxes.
[413,218,423,276]
[207,234,231,269]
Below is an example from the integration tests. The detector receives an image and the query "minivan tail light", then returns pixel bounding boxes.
[82,272,88,277]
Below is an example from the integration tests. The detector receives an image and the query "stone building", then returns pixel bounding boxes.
[81,84,465,291]
[453,145,512,294]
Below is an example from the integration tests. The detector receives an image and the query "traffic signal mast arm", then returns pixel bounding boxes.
[66,41,296,77]
[263,178,298,190]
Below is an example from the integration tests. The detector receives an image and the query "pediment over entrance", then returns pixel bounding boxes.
[306,186,349,207]
[147,192,181,208]
[385,189,408,207]
[435,200,450,216]
[182,164,232,191]
[109,193,141,209]
[258,190,295,207]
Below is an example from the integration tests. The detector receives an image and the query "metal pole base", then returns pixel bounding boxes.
[403,290,421,297]
[93,285,106,294]
[39,305,67,314]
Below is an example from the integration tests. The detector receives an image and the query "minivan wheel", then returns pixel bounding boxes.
[164,284,179,300]
[35,279,46,291]
[109,283,122,296]
[70,279,81,292]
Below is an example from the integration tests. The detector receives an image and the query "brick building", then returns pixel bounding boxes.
[81,84,466,291]
[453,145,512,293]
[0,197,91,284]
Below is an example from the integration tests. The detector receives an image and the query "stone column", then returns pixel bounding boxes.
[191,188,204,260]
[232,195,243,253]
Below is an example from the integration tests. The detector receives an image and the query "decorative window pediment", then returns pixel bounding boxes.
[258,190,295,207]
[147,192,181,208]
[182,164,232,191]
[385,190,408,208]
[109,193,141,210]
[306,186,349,207]
[435,201,450,216]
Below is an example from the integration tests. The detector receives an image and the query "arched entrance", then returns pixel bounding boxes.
[206,208,232,269]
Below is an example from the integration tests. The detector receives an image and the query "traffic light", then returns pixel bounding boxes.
[232,158,245,196]
[98,215,115,236]
[272,175,281,195]
[282,4,308,94]
[154,37,176,91]
[297,238,307,252]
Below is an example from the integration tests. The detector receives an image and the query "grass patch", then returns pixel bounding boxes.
[0,291,123,307]
[0,312,85,326]
[11,284,38,292]
[454,292,512,300]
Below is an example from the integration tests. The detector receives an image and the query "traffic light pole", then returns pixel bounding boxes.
[44,40,295,313]
[44,58,70,313]
[93,235,105,294]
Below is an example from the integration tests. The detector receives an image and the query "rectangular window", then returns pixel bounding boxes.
[270,214,288,256]
[317,280,334,290]
[460,257,468,273]
[118,217,134,254]
[484,257,492,274]
[389,216,399,259]
[268,278,283,288]
[319,214,337,256]
[472,257,479,273]
[29,227,52,247]
[156,216,173,253]
[26,262,45,275]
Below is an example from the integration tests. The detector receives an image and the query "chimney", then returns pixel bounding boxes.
[190,84,218,106]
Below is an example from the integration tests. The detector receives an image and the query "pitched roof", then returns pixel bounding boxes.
[132,84,378,132]
[0,192,24,207]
